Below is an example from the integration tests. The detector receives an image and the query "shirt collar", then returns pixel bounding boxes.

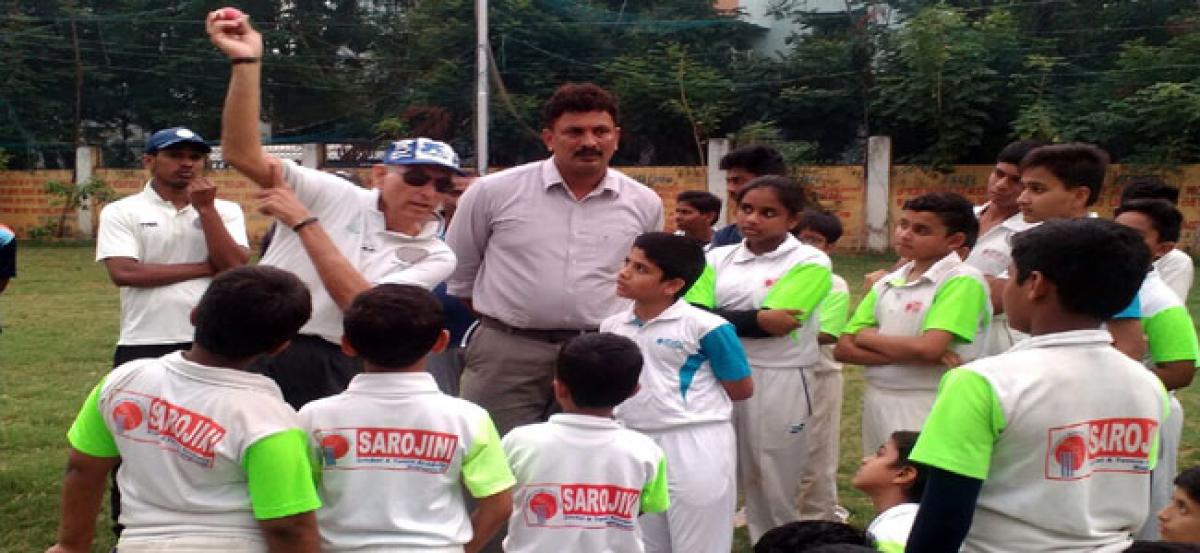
[540,159,619,198]
[161,351,281,395]
[620,298,689,326]
[890,251,962,286]
[732,233,801,263]
[1008,328,1115,352]
[548,412,622,430]
[1000,211,1037,233]
[345,371,441,395]
[141,180,191,212]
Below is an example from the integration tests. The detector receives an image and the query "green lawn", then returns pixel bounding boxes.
[1,246,1197,552]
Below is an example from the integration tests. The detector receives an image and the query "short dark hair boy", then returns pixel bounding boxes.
[996,139,1045,166]
[1020,143,1110,207]
[1116,199,1184,248]
[797,209,844,249]
[720,145,788,178]
[194,266,312,359]
[754,521,871,553]
[342,284,447,368]
[632,232,706,300]
[1121,176,1180,205]
[556,332,643,409]
[677,190,722,222]
[901,191,980,250]
[542,82,620,128]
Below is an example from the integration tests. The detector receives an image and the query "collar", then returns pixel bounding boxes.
[548,412,621,430]
[732,233,801,263]
[540,159,619,198]
[890,251,963,287]
[875,502,919,523]
[1008,328,1115,352]
[161,351,280,394]
[140,180,191,212]
[620,298,690,326]
[345,371,441,395]
[977,203,1034,234]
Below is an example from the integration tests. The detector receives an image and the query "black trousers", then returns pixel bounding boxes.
[249,334,362,410]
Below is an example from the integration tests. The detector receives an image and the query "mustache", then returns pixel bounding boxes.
[574,147,603,158]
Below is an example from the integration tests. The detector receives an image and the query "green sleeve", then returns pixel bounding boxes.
[909,368,1006,480]
[921,275,989,342]
[462,415,517,498]
[842,288,881,336]
[243,429,322,520]
[684,264,717,308]
[1144,306,1200,365]
[762,263,832,323]
[66,377,119,458]
[640,455,670,514]
[875,540,905,553]
[818,288,851,337]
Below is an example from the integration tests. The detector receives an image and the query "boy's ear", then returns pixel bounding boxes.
[340,336,359,357]
[662,277,686,299]
[1027,270,1051,301]
[945,231,967,251]
[551,378,571,405]
[893,464,918,488]
[429,329,451,355]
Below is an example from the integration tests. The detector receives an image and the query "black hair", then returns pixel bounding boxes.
[1121,176,1180,205]
[1019,143,1110,206]
[806,546,879,553]
[719,145,788,178]
[633,232,706,299]
[1174,465,1200,505]
[1010,218,1150,320]
[797,209,844,245]
[1125,542,1200,552]
[542,83,620,128]
[1116,199,1183,243]
[556,333,642,409]
[754,521,871,553]
[343,284,445,368]
[677,190,722,225]
[889,431,928,504]
[996,139,1045,165]
[740,175,808,216]
[901,191,980,248]
[193,266,311,360]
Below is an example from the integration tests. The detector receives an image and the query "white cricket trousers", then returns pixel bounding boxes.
[861,384,937,457]
[117,536,265,552]
[639,422,737,553]
[796,368,843,521]
[1138,394,1184,540]
[735,366,814,543]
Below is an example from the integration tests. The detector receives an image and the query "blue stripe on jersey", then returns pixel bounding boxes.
[1114,295,1141,319]
[678,352,706,401]
[0,225,13,247]
[699,324,752,381]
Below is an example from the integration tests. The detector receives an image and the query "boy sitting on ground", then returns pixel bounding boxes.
[852,431,927,553]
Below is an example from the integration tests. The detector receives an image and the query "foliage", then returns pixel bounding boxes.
[42,177,115,238]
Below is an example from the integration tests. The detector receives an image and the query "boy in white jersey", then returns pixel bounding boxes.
[906,219,1170,552]
[601,232,752,552]
[1121,177,1194,302]
[1115,199,1200,539]
[835,192,991,456]
[502,333,671,553]
[298,284,514,552]
[852,431,926,553]
[795,210,852,521]
[49,266,321,553]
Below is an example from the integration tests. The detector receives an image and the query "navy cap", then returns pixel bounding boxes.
[382,138,465,175]
[145,127,211,154]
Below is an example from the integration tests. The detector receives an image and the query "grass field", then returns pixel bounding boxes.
[2,246,1198,552]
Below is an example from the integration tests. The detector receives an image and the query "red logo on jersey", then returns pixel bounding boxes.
[1045,418,1157,480]
[146,398,227,468]
[520,483,641,530]
[350,428,458,473]
[904,300,924,313]
[318,433,352,466]
[764,278,777,288]
[529,492,558,524]
[112,401,144,433]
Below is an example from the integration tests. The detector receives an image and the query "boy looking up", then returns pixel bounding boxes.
[1016,143,1147,360]
[834,192,991,457]
[795,210,852,521]
[1122,177,1194,302]
[906,219,1169,552]
[852,431,927,553]
[601,232,752,552]
[298,285,514,553]
[1115,199,1200,540]
[48,266,320,553]
[502,333,671,553]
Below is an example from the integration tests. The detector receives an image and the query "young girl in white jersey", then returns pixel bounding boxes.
[685,175,833,542]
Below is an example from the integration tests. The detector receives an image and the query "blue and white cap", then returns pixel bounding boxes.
[145,127,211,154]
[382,138,465,175]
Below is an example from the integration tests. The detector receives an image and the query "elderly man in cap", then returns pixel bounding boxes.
[208,11,459,409]
[97,126,250,369]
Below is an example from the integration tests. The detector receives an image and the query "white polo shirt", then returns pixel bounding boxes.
[1154,248,1194,303]
[501,414,670,553]
[601,299,751,431]
[96,182,249,345]
[912,329,1170,552]
[687,235,833,369]
[867,502,917,553]
[965,203,1036,277]
[1138,269,1200,369]
[261,161,456,343]
[814,273,851,374]
[844,252,991,391]
[298,372,514,552]
[66,352,320,542]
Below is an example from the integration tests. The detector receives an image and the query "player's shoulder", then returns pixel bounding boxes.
[611,427,665,461]
[831,273,849,292]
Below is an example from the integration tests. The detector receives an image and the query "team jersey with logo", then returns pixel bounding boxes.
[96,182,249,345]
[844,252,991,391]
[911,329,1170,552]
[601,299,751,431]
[501,414,670,553]
[965,204,1036,278]
[66,352,319,541]
[685,234,833,368]
[297,372,515,551]
[814,273,851,373]
[262,161,456,343]
[1154,248,1194,303]
[1138,269,1200,369]
[867,502,917,553]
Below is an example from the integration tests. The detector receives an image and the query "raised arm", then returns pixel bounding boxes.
[207,10,273,187]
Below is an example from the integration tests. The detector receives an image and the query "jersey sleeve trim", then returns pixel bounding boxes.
[67,377,120,458]
[921,275,989,343]
[1144,306,1200,364]
[462,415,517,498]
[640,455,671,514]
[843,288,881,336]
[909,368,1005,480]
[699,323,751,382]
[243,429,322,520]
[762,262,833,323]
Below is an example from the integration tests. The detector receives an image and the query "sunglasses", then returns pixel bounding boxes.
[400,167,454,194]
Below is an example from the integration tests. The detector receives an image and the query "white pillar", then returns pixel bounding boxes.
[300,143,324,169]
[475,0,490,175]
[707,138,731,224]
[865,136,892,253]
[75,145,100,237]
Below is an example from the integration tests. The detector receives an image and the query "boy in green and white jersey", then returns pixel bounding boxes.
[852,431,926,553]
[906,219,1170,552]
[834,192,991,457]
[48,267,321,553]
[1115,199,1200,540]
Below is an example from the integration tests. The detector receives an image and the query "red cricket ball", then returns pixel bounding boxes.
[218,7,244,20]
